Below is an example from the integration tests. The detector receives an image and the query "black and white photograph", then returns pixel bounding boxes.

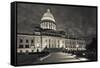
[11,2,97,66]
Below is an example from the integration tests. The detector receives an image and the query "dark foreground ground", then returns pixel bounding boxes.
[17,50,97,65]
[17,52,49,65]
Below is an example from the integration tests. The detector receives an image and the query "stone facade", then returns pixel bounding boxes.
[17,34,86,53]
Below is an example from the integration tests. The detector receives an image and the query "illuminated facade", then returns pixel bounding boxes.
[17,9,86,53]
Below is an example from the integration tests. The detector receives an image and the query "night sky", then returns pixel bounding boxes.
[17,3,97,38]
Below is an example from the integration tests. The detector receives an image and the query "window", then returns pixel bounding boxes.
[31,40,34,43]
[25,45,29,48]
[26,40,28,43]
[20,39,23,43]
[19,45,23,48]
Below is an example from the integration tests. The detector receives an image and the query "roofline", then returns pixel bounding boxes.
[17,33,85,40]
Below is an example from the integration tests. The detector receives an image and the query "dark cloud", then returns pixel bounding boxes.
[17,3,97,37]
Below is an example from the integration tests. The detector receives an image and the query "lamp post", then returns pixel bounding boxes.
[76,44,79,51]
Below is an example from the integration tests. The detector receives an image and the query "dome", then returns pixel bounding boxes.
[41,9,56,22]
[40,9,56,30]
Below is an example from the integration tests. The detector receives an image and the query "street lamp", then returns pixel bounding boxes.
[76,44,79,51]
[36,44,40,48]
[76,44,79,48]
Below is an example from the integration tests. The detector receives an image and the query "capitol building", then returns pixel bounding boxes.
[17,9,86,53]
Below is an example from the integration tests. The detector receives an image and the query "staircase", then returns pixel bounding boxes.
[42,48,64,52]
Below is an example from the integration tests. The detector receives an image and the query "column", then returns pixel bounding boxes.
[49,39,50,48]
[42,23,45,29]
[47,22,49,29]
[52,23,54,30]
